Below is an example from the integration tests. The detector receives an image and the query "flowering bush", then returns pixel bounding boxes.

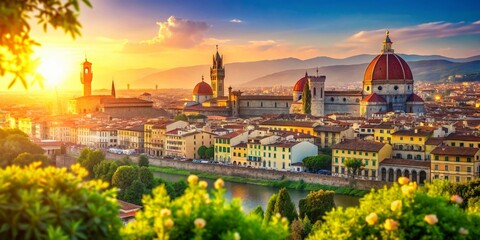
[122,176,289,240]
[309,177,480,239]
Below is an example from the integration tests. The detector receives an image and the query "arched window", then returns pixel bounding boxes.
[366,86,370,91]
[313,87,316,96]
[343,98,346,102]
[320,87,323,98]
[378,86,383,91]
[394,85,399,90]
[330,97,334,102]
[261,102,263,107]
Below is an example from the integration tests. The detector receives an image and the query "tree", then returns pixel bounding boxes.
[93,160,118,184]
[172,179,188,198]
[138,154,149,167]
[344,158,364,180]
[251,206,264,219]
[137,167,155,189]
[264,193,277,224]
[174,114,188,121]
[302,81,311,114]
[12,152,49,167]
[122,180,146,205]
[274,188,298,224]
[205,146,214,159]
[291,216,312,240]
[198,145,207,159]
[299,190,335,223]
[302,155,331,173]
[112,166,138,193]
[0,131,45,166]
[0,163,121,239]
[117,156,133,166]
[78,149,105,178]
[0,0,92,88]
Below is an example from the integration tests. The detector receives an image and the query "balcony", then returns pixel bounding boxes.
[392,144,423,152]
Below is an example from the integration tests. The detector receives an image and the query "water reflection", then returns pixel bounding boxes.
[154,172,360,213]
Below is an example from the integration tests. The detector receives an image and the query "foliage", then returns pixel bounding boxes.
[93,160,118,184]
[319,147,332,156]
[299,189,335,223]
[0,163,121,239]
[12,152,49,167]
[274,188,298,224]
[111,165,138,193]
[123,179,146,206]
[0,129,44,167]
[117,156,134,166]
[436,178,480,209]
[205,146,214,159]
[172,179,188,198]
[344,158,365,180]
[308,178,480,239]
[302,81,311,114]
[77,148,106,178]
[302,155,331,172]
[264,193,277,224]
[0,0,92,88]
[251,206,265,219]
[137,166,155,189]
[291,217,312,240]
[138,154,149,167]
[198,145,208,159]
[122,176,290,240]
[174,114,188,121]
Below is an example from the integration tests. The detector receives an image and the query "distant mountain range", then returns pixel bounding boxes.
[109,54,480,89]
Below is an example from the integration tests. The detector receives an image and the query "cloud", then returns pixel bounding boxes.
[341,20,480,47]
[248,40,278,51]
[229,19,243,23]
[123,16,209,53]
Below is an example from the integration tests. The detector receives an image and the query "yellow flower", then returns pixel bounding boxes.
[164,218,174,228]
[391,200,402,212]
[398,177,409,185]
[234,232,241,240]
[365,212,378,225]
[160,209,171,217]
[384,219,398,231]
[199,180,208,189]
[214,178,225,190]
[194,218,206,228]
[424,214,438,225]
[459,227,469,235]
[450,195,463,205]
[401,185,415,196]
[187,175,199,185]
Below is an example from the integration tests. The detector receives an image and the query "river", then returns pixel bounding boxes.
[154,172,360,213]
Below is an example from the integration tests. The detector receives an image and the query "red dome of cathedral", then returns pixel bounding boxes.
[293,72,309,92]
[193,77,213,95]
[363,31,413,83]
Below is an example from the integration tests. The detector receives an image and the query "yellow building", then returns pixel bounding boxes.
[314,125,355,148]
[373,124,396,144]
[444,133,480,149]
[431,146,480,182]
[391,128,432,161]
[332,139,392,180]
[117,125,145,153]
[259,120,318,136]
[214,130,248,163]
[164,129,216,159]
[232,143,248,166]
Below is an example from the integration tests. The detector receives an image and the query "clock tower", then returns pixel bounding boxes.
[210,45,225,98]
[80,58,93,96]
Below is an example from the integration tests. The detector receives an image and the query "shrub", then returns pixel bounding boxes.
[93,160,118,183]
[299,189,335,223]
[138,154,149,167]
[308,178,480,239]
[0,163,121,239]
[112,166,138,193]
[122,176,289,240]
[12,152,49,167]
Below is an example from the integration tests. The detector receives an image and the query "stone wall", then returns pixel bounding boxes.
[151,158,386,191]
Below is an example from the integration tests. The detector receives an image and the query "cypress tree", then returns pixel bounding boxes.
[302,81,311,114]
[274,188,298,224]
[263,193,277,224]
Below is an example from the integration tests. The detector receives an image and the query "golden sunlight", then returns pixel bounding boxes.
[36,53,71,87]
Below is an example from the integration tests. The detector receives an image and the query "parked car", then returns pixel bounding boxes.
[317,169,332,175]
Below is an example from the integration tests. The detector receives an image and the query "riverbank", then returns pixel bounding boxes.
[149,166,368,197]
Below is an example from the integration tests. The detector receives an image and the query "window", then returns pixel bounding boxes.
[372,160,376,166]
[434,164,438,170]
[330,97,335,102]
[456,176,460,182]
[373,153,376,157]
[394,85,398,90]
[313,87,316,96]
[335,157,338,163]
[456,157,460,162]
[400,137,403,140]
[434,175,439,179]
[452,143,456,146]
[365,160,369,165]
[335,166,339,173]
[445,156,449,161]
[467,167,472,173]
[410,137,413,141]
[378,86,383,91]
[365,152,369,156]
[348,150,351,154]
[419,138,422,141]
[341,158,344,163]
[444,176,449,180]
[435,155,439,160]
[372,170,376,177]
[467,157,471,162]
[343,98,346,102]
[366,86,370,91]
[455,166,460,172]
[445,165,449,171]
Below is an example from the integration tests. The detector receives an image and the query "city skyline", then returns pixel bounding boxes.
[5,0,480,90]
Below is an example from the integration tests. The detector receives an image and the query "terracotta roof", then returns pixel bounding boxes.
[445,133,480,141]
[232,142,248,148]
[239,95,292,100]
[332,139,386,152]
[380,159,430,168]
[117,199,141,212]
[361,93,386,103]
[314,125,350,133]
[193,81,213,95]
[101,98,152,104]
[431,146,479,157]
[293,72,308,92]
[260,120,317,128]
[119,125,144,132]
[324,90,363,96]
[363,52,413,82]
[216,130,246,139]
[391,129,432,137]
[406,93,424,102]
[425,137,445,145]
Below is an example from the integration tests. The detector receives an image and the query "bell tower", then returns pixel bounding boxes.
[80,58,93,96]
[210,45,225,98]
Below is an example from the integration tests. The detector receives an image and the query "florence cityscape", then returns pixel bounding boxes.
[0,0,479,239]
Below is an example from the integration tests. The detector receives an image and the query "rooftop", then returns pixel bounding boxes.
[332,139,386,152]
[431,146,480,157]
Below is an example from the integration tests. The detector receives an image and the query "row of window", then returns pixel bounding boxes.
[450,142,480,148]
[399,136,423,142]
[335,149,377,157]
[433,165,472,173]
[215,138,230,144]
[334,157,377,166]
[433,155,474,162]
[334,166,377,177]
[433,175,472,182]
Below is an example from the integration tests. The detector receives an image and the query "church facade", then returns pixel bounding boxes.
[184,32,424,118]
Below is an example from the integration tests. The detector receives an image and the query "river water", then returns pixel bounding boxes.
[154,172,360,213]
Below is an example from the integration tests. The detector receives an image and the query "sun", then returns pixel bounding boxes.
[36,54,70,87]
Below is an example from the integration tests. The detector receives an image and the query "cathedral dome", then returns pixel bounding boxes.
[363,31,413,83]
[293,72,308,92]
[193,78,213,95]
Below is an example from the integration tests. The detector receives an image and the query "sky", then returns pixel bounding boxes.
[13,0,480,90]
